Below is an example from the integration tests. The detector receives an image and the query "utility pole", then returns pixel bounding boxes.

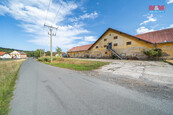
[40,49,41,57]
[44,24,58,63]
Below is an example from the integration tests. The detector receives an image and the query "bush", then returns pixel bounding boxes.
[38,58,44,62]
[44,57,51,62]
[111,54,119,59]
[143,48,163,60]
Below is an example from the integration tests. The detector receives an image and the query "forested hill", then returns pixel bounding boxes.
[0,47,23,53]
[0,47,34,57]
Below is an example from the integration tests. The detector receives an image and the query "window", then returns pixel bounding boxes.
[114,36,118,39]
[105,52,107,54]
[96,46,98,48]
[114,43,118,46]
[104,45,107,48]
[104,39,107,41]
[126,41,131,45]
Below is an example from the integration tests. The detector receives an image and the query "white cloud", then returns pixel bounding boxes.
[169,24,173,28]
[84,36,97,42]
[167,0,173,4]
[140,14,157,25]
[0,5,10,15]
[0,0,97,51]
[136,27,154,34]
[69,11,98,22]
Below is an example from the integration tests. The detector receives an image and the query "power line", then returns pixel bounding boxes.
[52,0,76,25]
[44,0,52,25]
[52,0,63,25]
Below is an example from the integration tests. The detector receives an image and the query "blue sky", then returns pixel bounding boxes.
[0,0,173,52]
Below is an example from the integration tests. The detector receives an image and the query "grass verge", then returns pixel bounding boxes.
[0,60,25,115]
[38,57,109,71]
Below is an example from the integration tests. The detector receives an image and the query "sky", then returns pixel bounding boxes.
[0,0,173,52]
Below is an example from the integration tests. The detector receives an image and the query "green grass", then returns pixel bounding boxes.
[46,61,109,71]
[0,60,25,115]
[38,57,109,71]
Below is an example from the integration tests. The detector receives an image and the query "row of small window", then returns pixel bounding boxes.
[104,36,118,41]
[96,41,131,48]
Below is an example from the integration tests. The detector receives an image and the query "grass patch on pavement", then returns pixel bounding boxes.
[38,57,109,71]
[0,60,25,115]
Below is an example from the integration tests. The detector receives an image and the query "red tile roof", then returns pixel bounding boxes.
[135,28,173,43]
[68,44,93,52]
[0,52,7,56]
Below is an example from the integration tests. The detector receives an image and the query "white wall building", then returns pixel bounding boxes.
[10,51,27,59]
[0,52,11,59]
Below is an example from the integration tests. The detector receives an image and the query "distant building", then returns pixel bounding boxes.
[0,52,11,59]
[10,51,27,59]
[54,52,67,57]
[68,28,173,59]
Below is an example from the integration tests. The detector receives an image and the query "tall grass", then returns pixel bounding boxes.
[0,60,25,115]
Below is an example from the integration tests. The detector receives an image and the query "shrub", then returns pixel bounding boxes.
[111,54,119,59]
[44,57,51,62]
[143,48,163,60]
[38,58,44,62]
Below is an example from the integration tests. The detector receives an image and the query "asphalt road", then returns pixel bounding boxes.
[10,58,173,115]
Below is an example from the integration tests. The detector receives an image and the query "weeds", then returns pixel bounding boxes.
[0,60,25,115]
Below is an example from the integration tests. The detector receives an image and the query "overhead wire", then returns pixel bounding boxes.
[44,0,52,25]
[52,0,76,26]
[52,0,63,26]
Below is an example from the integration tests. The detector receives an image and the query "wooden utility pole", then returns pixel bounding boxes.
[44,24,57,63]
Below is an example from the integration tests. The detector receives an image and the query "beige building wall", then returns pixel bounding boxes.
[89,29,154,59]
[157,43,173,59]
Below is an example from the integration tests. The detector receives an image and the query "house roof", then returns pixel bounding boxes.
[0,52,7,56]
[18,51,26,55]
[68,44,93,52]
[135,28,173,43]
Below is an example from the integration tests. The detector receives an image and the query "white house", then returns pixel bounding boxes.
[10,51,27,59]
[0,52,11,59]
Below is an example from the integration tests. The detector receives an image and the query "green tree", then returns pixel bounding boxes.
[56,47,62,56]
[46,51,51,56]
[34,49,44,58]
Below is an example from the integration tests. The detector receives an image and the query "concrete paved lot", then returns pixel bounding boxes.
[98,60,173,85]
[10,59,173,115]
[75,58,173,85]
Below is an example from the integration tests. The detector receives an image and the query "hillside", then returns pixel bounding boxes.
[0,47,34,57]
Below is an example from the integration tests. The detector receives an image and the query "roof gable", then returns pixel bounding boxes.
[88,28,152,50]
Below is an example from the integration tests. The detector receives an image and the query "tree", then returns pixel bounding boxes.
[56,47,62,56]
[34,49,44,58]
[46,51,51,56]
